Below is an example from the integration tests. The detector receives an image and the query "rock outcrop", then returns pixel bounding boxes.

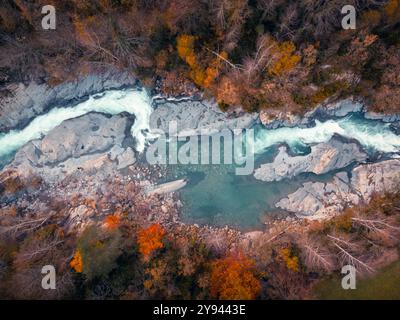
[259,109,303,129]
[364,111,400,123]
[276,159,400,219]
[260,99,364,129]
[150,98,258,135]
[351,159,400,200]
[5,113,136,182]
[254,138,368,182]
[145,179,188,196]
[0,69,136,132]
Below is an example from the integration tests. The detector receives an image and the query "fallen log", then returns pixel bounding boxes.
[145,178,187,196]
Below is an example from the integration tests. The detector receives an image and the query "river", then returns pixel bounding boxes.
[1,88,400,229]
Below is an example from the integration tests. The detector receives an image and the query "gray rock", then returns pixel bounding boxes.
[150,99,258,135]
[276,172,359,219]
[0,69,136,132]
[6,113,136,182]
[276,159,400,219]
[321,99,364,117]
[351,159,400,200]
[254,138,367,182]
[364,112,400,123]
[260,99,365,129]
[38,113,129,165]
[116,147,136,170]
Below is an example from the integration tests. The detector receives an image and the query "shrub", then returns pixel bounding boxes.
[75,225,122,280]
[137,224,165,260]
[278,247,299,272]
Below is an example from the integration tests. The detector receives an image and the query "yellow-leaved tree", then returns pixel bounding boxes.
[176,35,226,88]
[268,41,301,77]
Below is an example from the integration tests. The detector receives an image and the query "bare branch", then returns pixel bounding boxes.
[203,46,243,70]
[303,243,334,272]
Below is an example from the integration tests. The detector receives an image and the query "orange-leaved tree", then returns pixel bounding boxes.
[210,252,261,300]
[137,223,166,260]
[103,215,120,230]
[70,249,83,273]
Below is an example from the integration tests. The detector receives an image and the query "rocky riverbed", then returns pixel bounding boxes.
[0,68,138,132]
[254,136,368,182]
[276,159,400,219]
[1,71,400,230]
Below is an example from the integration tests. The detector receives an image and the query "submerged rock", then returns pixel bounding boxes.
[254,138,367,182]
[276,159,400,219]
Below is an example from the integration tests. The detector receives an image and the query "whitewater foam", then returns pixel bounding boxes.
[252,116,400,154]
[1,90,400,163]
[0,88,153,158]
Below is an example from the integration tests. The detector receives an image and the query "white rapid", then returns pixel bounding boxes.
[253,117,400,155]
[0,88,153,158]
[1,88,400,162]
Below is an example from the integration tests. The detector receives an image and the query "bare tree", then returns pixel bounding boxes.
[328,234,375,274]
[0,213,56,236]
[242,34,276,82]
[257,0,284,21]
[301,241,334,272]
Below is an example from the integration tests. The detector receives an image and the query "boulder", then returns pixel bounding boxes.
[260,99,364,129]
[6,113,136,182]
[254,138,367,182]
[275,159,400,219]
[150,98,258,135]
[351,159,400,200]
[0,69,136,132]
[276,172,359,219]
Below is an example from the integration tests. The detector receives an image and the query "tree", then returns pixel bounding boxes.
[216,75,241,107]
[210,0,250,52]
[70,250,83,273]
[176,34,226,88]
[74,225,122,280]
[384,0,400,22]
[278,247,299,272]
[103,215,120,231]
[176,35,198,69]
[137,224,165,260]
[267,41,301,77]
[210,252,261,300]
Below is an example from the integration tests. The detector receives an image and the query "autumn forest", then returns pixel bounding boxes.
[1,0,400,302]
